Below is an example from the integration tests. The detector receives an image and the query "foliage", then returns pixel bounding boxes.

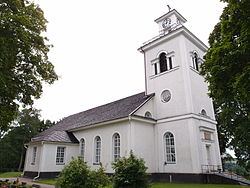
[112,151,149,188]
[0,108,54,171]
[56,157,110,188]
[200,0,250,170]
[0,0,58,132]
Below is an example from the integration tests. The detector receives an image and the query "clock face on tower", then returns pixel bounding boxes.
[162,18,171,28]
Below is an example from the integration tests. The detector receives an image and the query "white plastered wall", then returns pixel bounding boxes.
[72,121,130,173]
[131,120,155,173]
[145,35,190,119]
[24,144,42,172]
[40,143,79,172]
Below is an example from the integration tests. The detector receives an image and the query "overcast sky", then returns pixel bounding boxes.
[33,0,226,122]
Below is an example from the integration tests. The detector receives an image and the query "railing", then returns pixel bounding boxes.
[201,165,250,184]
[201,165,222,173]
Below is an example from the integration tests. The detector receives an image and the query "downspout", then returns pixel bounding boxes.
[128,115,132,152]
[33,141,44,181]
[21,144,28,177]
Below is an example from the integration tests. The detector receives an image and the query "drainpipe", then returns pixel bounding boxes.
[128,115,132,153]
[33,141,44,181]
[33,172,40,181]
[21,144,28,177]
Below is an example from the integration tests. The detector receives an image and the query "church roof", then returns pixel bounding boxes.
[31,92,154,144]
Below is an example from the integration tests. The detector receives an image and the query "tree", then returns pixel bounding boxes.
[112,151,149,188]
[0,0,58,132]
[201,0,250,170]
[0,108,54,171]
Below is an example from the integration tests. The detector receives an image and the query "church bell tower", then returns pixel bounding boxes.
[138,8,222,174]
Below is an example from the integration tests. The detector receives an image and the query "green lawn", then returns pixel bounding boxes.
[0,173,245,188]
[150,183,245,188]
[0,172,22,178]
[35,179,57,185]
[35,180,245,188]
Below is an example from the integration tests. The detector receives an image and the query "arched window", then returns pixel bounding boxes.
[113,133,121,161]
[80,138,85,160]
[193,52,199,71]
[164,132,176,163]
[201,109,207,116]
[94,136,101,164]
[145,111,152,118]
[159,52,168,73]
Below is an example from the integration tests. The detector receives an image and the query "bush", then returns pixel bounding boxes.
[56,157,110,188]
[112,151,149,188]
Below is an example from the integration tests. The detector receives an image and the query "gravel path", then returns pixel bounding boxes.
[0,177,55,188]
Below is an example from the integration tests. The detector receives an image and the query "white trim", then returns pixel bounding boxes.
[26,141,79,146]
[150,66,180,79]
[157,113,217,124]
[139,26,208,52]
[130,116,156,124]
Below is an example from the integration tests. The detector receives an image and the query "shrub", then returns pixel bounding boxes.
[112,151,149,188]
[56,157,110,188]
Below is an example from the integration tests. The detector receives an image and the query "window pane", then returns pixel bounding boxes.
[165,132,176,163]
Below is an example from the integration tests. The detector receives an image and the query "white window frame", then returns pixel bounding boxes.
[94,136,101,164]
[56,146,65,165]
[80,138,85,160]
[113,133,121,161]
[164,132,176,164]
[31,146,37,165]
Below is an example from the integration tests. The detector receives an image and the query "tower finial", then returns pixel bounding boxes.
[167,5,171,12]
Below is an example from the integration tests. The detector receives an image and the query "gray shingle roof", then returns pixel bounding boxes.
[31,92,154,144]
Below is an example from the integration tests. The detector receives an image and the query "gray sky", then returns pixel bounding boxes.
[34,0,226,122]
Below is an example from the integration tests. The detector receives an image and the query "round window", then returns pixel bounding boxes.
[161,90,171,103]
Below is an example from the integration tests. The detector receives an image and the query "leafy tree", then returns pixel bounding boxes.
[200,0,250,170]
[0,0,58,132]
[56,157,110,188]
[0,108,54,171]
[112,151,149,188]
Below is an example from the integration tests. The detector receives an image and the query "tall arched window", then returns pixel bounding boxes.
[164,132,176,163]
[94,136,101,164]
[159,52,168,73]
[193,52,199,71]
[113,133,121,161]
[80,138,85,160]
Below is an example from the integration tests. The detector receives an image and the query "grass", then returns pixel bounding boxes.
[150,182,245,188]
[0,172,246,188]
[26,180,248,188]
[0,172,22,178]
[34,179,57,185]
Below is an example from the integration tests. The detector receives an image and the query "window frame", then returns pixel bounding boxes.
[94,136,101,164]
[80,138,85,161]
[192,51,200,71]
[159,52,168,73]
[113,133,121,162]
[56,146,66,165]
[164,132,176,164]
[31,146,37,165]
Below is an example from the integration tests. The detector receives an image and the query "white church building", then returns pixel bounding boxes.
[24,9,222,183]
